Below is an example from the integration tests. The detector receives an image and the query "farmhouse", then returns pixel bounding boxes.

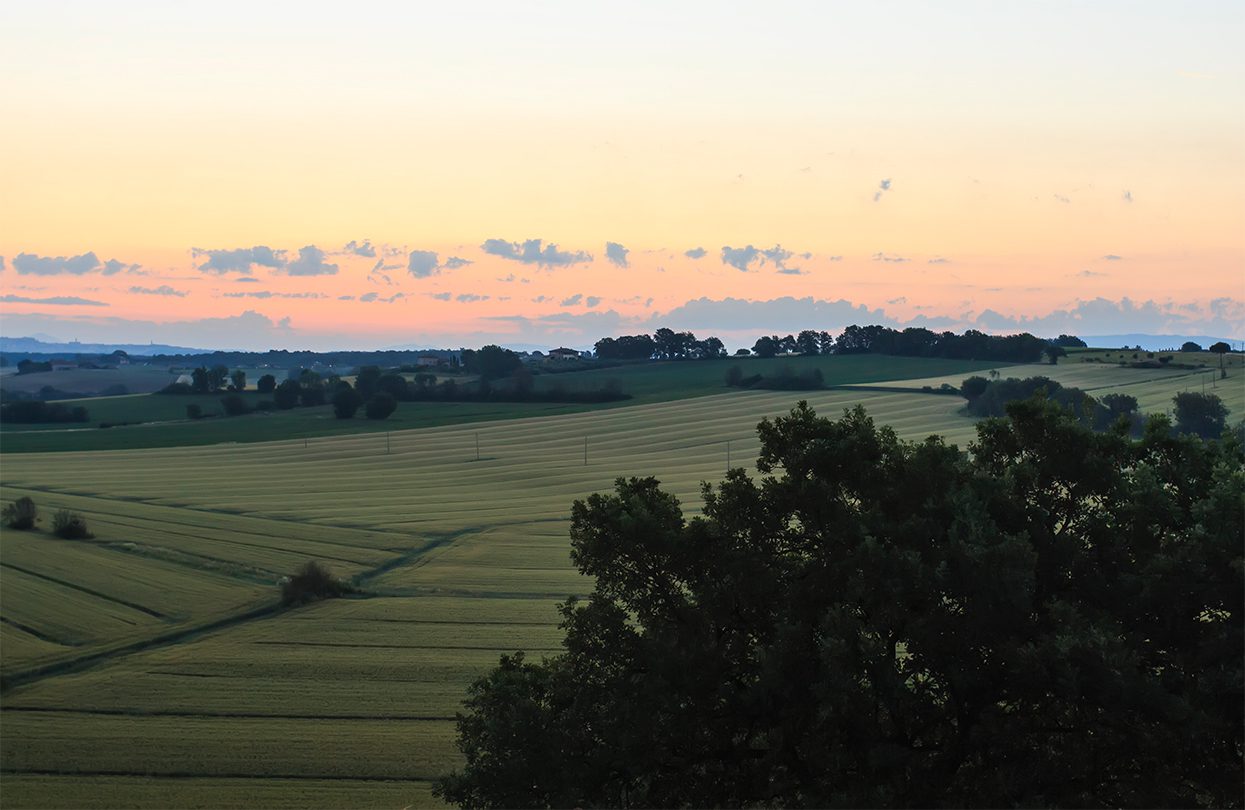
[547,347,581,361]
[416,356,440,367]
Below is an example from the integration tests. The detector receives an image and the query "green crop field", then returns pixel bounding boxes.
[2,358,1242,808]
[0,354,1005,453]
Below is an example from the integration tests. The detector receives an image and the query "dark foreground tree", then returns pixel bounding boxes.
[435,399,1243,809]
[2,496,37,530]
[1173,391,1229,439]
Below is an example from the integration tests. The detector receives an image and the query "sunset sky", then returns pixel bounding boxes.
[1,1,1242,350]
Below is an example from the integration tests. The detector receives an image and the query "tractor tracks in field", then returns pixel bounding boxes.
[0,526,484,695]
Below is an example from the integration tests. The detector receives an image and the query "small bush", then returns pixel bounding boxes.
[52,510,93,539]
[220,393,250,416]
[2,497,37,530]
[280,561,355,606]
[365,392,398,420]
[333,388,364,419]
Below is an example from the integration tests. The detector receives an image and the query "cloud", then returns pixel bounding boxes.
[457,293,489,303]
[927,257,950,264]
[129,285,187,297]
[649,296,906,332]
[776,267,805,275]
[585,296,602,308]
[888,297,907,305]
[12,251,122,276]
[430,292,452,301]
[102,259,140,275]
[481,238,592,267]
[605,241,630,268]
[1076,270,1108,278]
[338,295,355,301]
[760,245,801,274]
[356,292,406,303]
[0,256,5,271]
[1102,254,1123,261]
[872,252,909,263]
[975,297,1244,338]
[192,246,287,275]
[873,178,892,202]
[1122,190,1133,203]
[406,250,471,278]
[561,294,584,306]
[1054,194,1071,204]
[343,239,376,257]
[0,309,298,351]
[224,290,325,299]
[234,277,260,284]
[827,255,843,261]
[407,250,441,278]
[0,294,108,306]
[281,245,338,276]
[721,245,762,272]
[684,247,707,259]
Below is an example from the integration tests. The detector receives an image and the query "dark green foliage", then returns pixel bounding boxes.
[461,347,522,380]
[436,400,1243,809]
[959,374,989,400]
[279,561,354,606]
[256,373,277,393]
[354,365,382,399]
[332,388,363,419]
[364,392,397,420]
[1173,391,1228,438]
[229,369,246,391]
[185,403,203,420]
[1100,392,1139,416]
[0,400,89,424]
[1054,333,1087,347]
[1182,341,1203,352]
[1043,344,1068,364]
[724,365,744,387]
[835,325,1047,362]
[273,379,301,410]
[51,510,93,539]
[219,394,250,416]
[2,496,37,530]
[747,365,823,390]
[1210,341,1231,354]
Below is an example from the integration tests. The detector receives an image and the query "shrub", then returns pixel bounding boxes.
[280,561,354,606]
[256,374,277,394]
[2,497,37,530]
[52,510,93,539]
[220,394,250,416]
[960,375,989,400]
[332,388,363,419]
[365,392,398,420]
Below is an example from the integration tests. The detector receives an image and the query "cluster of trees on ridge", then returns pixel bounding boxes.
[433,396,1243,809]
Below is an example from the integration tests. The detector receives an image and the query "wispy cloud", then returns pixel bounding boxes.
[224,290,325,299]
[684,247,707,259]
[359,292,407,303]
[1054,194,1071,204]
[1102,254,1123,261]
[481,238,592,268]
[343,239,376,257]
[561,293,584,306]
[872,252,909,263]
[721,245,761,272]
[1122,190,1133,203]
[129,285,187,297]
[873,178,892,202]
[0,294,108,306]
[927,256,950,264]
[457,293,489,303]
[407,250,473,278]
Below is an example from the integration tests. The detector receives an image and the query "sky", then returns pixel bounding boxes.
[1,1,1242,351]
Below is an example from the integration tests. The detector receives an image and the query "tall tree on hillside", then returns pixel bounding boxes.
[796,330,820,355]
[230,369,246,391]
[434,399,1243,809]
[1209,341,1231,373]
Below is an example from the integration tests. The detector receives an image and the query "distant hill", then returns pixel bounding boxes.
[1081,334,1242,351]
[0,336,211,356]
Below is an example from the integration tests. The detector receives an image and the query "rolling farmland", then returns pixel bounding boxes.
[1,360,1241,808]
